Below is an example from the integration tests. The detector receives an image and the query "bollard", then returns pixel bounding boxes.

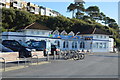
[17,57,19,66]
[57,51,59,59]
[24,58,27,67]
[53,51,56,60]
[58,51,61,59]
[46,51,49,61]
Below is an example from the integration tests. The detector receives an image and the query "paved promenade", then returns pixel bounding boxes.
[2,52,119,78]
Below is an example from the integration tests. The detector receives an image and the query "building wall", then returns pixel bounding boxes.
[40,8,46,15]
[39,7,60,17]
[109,38,114,52]
[2,32,24,41]
[92,34,109,52]
[0,0,6,8]
[92,41,109,52]
[79,34,110,52]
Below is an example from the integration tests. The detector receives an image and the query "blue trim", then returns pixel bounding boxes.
[92,39,109,42]
[2,35,110,41]
[2,35,61,39]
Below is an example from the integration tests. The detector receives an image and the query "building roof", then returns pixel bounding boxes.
[52,30,60,35]
[78,28,111,35]
[22,22,51,30]
[68,31,75,36]
[60,30,67,35]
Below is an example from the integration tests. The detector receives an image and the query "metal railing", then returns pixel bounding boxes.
[17,56,28,67]
[0,57,6,71]
[31,55,39,64]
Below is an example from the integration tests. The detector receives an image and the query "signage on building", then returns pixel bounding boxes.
[49,34,81,40]
[81,36,93,40]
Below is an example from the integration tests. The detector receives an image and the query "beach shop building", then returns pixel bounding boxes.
[2,22,114,53]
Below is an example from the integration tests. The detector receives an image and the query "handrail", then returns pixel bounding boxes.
[0,57,6,71]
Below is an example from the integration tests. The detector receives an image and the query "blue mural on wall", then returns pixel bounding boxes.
[49,34,81,40]
[49,34,94,40]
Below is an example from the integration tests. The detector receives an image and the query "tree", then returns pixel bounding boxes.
[103,17,117,29]
[76,11,84,19]
[86,6,100,21]
[99,12,107,26]
[103,17,110,26]
[75,1,85,19]
[2,8,37,31]
[2,8,16,31]
[13,10,37,30]
[109,23,118,29]
[67,3,76,18]
[67,0,85,19]
[37,16,74,31]
[108,18,116,24]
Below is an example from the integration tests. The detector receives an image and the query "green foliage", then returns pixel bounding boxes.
[115,38,120,47]
[2,8,38,31]
[67,1,85,19]
[37,16,74,32]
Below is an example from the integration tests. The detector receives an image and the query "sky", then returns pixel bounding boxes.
[25,0,119,24]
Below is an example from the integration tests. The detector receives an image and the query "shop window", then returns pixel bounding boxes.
[66,41,69,48]
[99,43,103,48]
[37,31,39,34]
[75,42,77,48]
[63,41,65,48]
[80,42,85,48]
[72,42,74,48]
[104,36,106,38]
[103,43,106,48]
[41,32,44,35]
[63,41,69,48]
[96,35,99,38]
[96,43,99,48]
[55,40,60,48]
[31,30,34,34]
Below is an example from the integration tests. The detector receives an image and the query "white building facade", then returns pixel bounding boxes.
[39,6,61,16]
[2,23,114,53]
